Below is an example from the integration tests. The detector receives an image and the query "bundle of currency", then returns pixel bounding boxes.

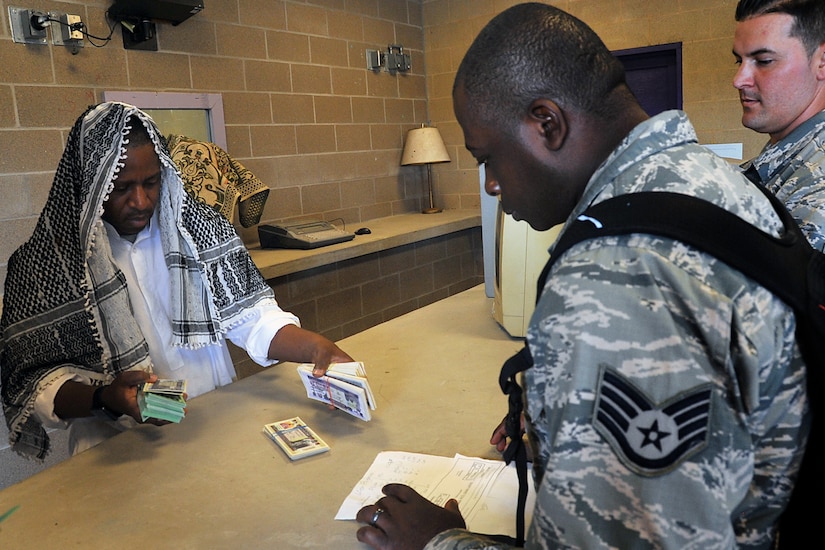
[138,379,187,423]
[297,361,375,421]
[263,416,330,460]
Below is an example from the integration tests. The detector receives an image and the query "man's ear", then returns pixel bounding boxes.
[815,42,825,81]
[529,99,567,151]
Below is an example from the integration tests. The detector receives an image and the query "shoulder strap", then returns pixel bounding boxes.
[548,190,825,374]
[497,347,532,546]
[548,190,811,316]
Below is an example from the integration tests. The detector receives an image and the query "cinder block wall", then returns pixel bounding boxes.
[424,0,768,205]
[273,229,483,341]
[0,0,482,489]
[0,0,432,296]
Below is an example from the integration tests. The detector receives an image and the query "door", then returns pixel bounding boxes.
[614,43,682,116]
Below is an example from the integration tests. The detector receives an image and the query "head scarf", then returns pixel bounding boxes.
[166,134,270,228]
[1,102,273,458]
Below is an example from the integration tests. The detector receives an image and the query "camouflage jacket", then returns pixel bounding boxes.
[426,111,809,550]
[744,109,825,251]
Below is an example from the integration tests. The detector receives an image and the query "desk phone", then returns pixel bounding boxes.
[258,220,355,249]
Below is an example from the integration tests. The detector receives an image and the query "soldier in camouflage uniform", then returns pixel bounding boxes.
[734,0,825,250]
[354,3,809,550]
[731,2,825,548]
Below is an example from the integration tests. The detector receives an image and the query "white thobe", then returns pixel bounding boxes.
[35,213,299,454]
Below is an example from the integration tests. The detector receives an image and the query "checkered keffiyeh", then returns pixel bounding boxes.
[1,102,272,459]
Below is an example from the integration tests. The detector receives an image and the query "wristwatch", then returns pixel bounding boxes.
[91,385,122,421]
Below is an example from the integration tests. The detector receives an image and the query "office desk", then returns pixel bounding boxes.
[0,285,523,549]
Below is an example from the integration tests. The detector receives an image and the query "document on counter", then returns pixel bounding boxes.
[336,451,536,538]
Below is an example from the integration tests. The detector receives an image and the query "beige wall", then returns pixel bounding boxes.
[0,0,768,296]
[425,0,768,209]
[0,0,428,295]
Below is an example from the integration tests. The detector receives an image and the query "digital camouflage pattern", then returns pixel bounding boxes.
[743,109,825,252]
[425,111,809,550]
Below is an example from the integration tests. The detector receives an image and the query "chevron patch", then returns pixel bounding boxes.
[593,367,713,476]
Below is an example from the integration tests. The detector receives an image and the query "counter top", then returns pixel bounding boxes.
[249,210,481,279]
[0,285,523,549]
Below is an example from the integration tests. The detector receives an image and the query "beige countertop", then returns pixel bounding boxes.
[0,285,523,549]
[249,210,481,279]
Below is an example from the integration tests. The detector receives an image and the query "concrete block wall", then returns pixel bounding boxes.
[0,0,431,295]
[423,0,768,206]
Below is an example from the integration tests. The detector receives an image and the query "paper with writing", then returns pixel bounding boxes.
[336,451,535,538]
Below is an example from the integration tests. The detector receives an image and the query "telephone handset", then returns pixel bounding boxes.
[258,220,355,249]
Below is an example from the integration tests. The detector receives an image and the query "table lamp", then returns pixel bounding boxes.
[401,125,451,214]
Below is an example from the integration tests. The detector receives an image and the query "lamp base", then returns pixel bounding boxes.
[422,207,442,214]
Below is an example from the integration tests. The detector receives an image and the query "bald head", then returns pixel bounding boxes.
[454,2,628,132]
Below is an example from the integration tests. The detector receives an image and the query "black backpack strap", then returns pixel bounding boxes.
[498,346,533,547]
[495,223,563,546]
[553,191,810,315]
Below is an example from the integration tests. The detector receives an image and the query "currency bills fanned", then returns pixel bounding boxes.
[138,379,187,423]
[263,416,330,460]
[297,361,375,422]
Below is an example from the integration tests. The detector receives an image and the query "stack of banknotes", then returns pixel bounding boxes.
[297,361,375,421]
[263,416,330,460]
[138,379,187,423]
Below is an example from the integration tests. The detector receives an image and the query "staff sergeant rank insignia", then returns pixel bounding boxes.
[593,366,712,476]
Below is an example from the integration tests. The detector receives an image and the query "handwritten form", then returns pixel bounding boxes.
[336,451,536,538]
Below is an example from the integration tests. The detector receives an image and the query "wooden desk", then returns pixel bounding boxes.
[0,285,523,549]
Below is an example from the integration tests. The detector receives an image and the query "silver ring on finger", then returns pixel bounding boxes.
[370,507,385,527]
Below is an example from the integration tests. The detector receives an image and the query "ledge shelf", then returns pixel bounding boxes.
[248,209,482,280]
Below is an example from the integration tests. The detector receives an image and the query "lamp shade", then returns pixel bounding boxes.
[401,126,450,165]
